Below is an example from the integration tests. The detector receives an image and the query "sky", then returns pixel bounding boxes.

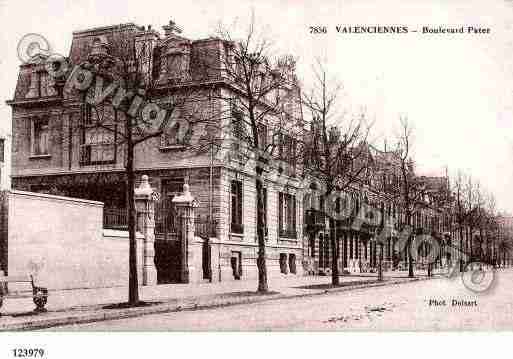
[1,0,512,212]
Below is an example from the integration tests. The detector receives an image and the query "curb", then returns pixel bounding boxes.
[0,276,434,331]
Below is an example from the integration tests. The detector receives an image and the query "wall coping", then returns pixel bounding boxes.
[9,189,104,207]
[103,229,145,239]
[11,162,215,178]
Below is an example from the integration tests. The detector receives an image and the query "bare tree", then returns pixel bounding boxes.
[394,117,426,278]
[451,170,470,271]
[302,60,372,286]
[484,193,498,263]
[464,176,483,262]
[475,188,493,263]
[63,24,209,305]
[194,13,303,292]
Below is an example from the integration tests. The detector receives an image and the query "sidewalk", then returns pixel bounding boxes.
[0,271,434,331]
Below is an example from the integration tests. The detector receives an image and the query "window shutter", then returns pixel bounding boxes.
[292,195,296,231]
[237,181,243,225]
[0,139,5,163]
[29,118,35,155]
[231,181,236,224]
[278,192,283,232]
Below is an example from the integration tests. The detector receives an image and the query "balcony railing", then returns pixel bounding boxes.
[279,228,297,239]
[305,209,325,231]
[79,144,116,166]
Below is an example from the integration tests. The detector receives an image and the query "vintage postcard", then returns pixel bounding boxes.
[0,0,512,356]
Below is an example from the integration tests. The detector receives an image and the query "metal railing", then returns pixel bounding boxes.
[103,204,218,240]
[155,202,180,237]
[195,217,218,238]
[103,207,128,230]
[279,228,297,239]
[305,208,325,230]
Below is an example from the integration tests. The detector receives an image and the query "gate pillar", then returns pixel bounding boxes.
[172,181,199,283]
[135,175,158,286]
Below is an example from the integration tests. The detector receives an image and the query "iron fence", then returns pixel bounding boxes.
[103,204,218,239]
[103,207,128,230]
[155,202,180,239]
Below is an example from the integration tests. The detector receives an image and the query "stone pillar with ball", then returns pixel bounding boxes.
[134,175,158,286]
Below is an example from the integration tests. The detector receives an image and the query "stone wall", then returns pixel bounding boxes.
[5,190,144,290]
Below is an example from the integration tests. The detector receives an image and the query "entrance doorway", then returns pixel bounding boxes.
[154,239,182,283]
[279,253,288,274]
[202,240,212,280]
[288,253,296,274]
[231,251,242,280]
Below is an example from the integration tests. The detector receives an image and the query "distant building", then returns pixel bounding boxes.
[303,144,454,275]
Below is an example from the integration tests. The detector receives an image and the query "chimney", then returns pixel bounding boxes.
[162,20,183,37]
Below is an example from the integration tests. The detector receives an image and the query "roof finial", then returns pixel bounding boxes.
[162,19,183,36]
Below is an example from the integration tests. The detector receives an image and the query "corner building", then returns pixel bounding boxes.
[8,22,305,283]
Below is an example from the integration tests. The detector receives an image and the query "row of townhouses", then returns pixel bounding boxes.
[6,21,508,285]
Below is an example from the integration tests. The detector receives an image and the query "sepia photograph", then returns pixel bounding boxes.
[0,0,512,357]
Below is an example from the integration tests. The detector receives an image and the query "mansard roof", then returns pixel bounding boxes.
[69,23,141,65]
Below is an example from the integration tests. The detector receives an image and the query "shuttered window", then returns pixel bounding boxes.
[278,192,297,239]
[231,180,243,234]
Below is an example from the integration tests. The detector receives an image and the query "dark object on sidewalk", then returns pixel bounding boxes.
[0,273,48,315]
[103,301,161,310]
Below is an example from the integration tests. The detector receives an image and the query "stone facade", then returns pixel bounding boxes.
[8,21,306,284]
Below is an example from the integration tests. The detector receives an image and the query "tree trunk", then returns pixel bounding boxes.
[459,227,465,272]
[331,219,339,286]
[255,176,268,293]
[378,243,383,281]
[407,213,414,278]
[408,238,414,278]
[486,238,490,264]
[469,227,473,260]
[479,228,484,262]
[127,137,139,305]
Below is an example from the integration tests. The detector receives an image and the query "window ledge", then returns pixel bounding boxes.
[29,154,51,159]
[278,237,297,242]
[159,145,186,151]
[79,160,116,166]
[229,233,244,240]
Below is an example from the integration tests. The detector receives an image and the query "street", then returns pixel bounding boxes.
[49,269,513,331]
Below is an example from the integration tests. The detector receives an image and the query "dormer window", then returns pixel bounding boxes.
[26,69,56,98]
[91,36,109,57]
[30,117,50,157]
[161,41,190,83]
